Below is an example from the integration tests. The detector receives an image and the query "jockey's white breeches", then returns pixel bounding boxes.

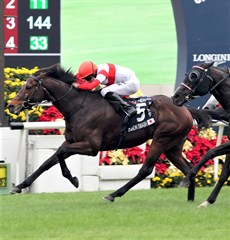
[100,74,140,97]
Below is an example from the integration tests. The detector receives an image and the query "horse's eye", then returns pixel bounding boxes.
[26,85,32,90]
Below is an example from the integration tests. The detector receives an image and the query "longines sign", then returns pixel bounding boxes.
[193,54,230,62]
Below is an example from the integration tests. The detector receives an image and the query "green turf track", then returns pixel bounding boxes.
[1,187,229,240]
[61,0,177,85]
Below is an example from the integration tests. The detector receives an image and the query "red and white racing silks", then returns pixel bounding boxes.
[77,63,140,97]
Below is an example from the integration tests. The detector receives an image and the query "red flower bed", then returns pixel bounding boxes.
[99,126,228,175]
[30,106,63,135]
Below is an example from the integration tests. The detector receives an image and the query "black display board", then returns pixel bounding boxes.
[4,0,60,68]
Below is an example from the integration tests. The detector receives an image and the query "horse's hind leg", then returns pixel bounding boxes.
[199,154,230,207]
[11,153,59,194]
[165,146,195,201]
[104,143,163,202]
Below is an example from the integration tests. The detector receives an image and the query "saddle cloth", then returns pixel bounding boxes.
[125,96,155,133]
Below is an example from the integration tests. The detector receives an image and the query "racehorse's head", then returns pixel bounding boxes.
[7,72,48,115]
[172,62,215,106]
[7,64,76,115]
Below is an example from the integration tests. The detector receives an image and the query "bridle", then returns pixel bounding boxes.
[181,65,230,101]
[17,74,73,109]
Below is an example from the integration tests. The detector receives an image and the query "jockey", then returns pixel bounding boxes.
[73,60,140,118]
[202,95,219,110]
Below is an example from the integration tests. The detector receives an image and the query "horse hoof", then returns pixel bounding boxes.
[103,195,115,202]
[72,177,79,188]
[198,200,210,208]
[10,187,22,194]
[179,178,190,188]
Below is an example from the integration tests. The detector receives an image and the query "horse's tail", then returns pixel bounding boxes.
[188,107,229,130]
[202,107,229,123]
[187,108,213,130]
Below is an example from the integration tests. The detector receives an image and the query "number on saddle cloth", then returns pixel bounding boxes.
[126,97,155,132]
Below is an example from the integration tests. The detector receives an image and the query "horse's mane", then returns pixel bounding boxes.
[213,66,229,74]
[35,63,76,85]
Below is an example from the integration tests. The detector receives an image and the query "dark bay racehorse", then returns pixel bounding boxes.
[172,62,230,207]
[8,64,211,202]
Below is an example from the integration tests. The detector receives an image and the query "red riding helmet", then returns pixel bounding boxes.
[78,61,98,79]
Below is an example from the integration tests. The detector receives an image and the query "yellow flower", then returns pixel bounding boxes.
[108,150,129,165]
[8,92,17,99]
[18,111,26,119]
[5,80,11,85]
[153,176,161,181]
[4,68,10,74]
[12,114,18,119]
[199,128,216,140]
[183,140,193,151]
[22,116,27,121]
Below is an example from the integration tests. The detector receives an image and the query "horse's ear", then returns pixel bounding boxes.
[51,63,61,70]
[205,61,214,68]
[209,61,214,67]
[200,61,214,70]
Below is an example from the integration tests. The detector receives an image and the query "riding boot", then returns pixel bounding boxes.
[105,92,137,118]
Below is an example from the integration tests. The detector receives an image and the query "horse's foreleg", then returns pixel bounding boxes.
[55,140,99,188]
[104,145,161,202]
[165,147,195,202]
[199,154,230,207]
[11,140,81,194]
[58,155,79,188]
[11,153,59,194]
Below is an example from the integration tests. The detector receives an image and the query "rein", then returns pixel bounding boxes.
[52,84,74,103]
[64,90,87,120]
[209,73,229,93]
[193,65,230,94]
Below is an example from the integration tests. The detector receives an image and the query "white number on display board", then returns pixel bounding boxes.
[27,16,52,29]
[5,36,16,49]
[6,0,16,9]
[6,17,16,29]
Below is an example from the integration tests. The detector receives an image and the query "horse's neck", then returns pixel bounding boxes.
[42,78,83,116]
[42,78,68,101]
[213,88,230,114]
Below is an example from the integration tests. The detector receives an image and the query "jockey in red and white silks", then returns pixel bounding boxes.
[74,62,140,96]
[73,61,140,118]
